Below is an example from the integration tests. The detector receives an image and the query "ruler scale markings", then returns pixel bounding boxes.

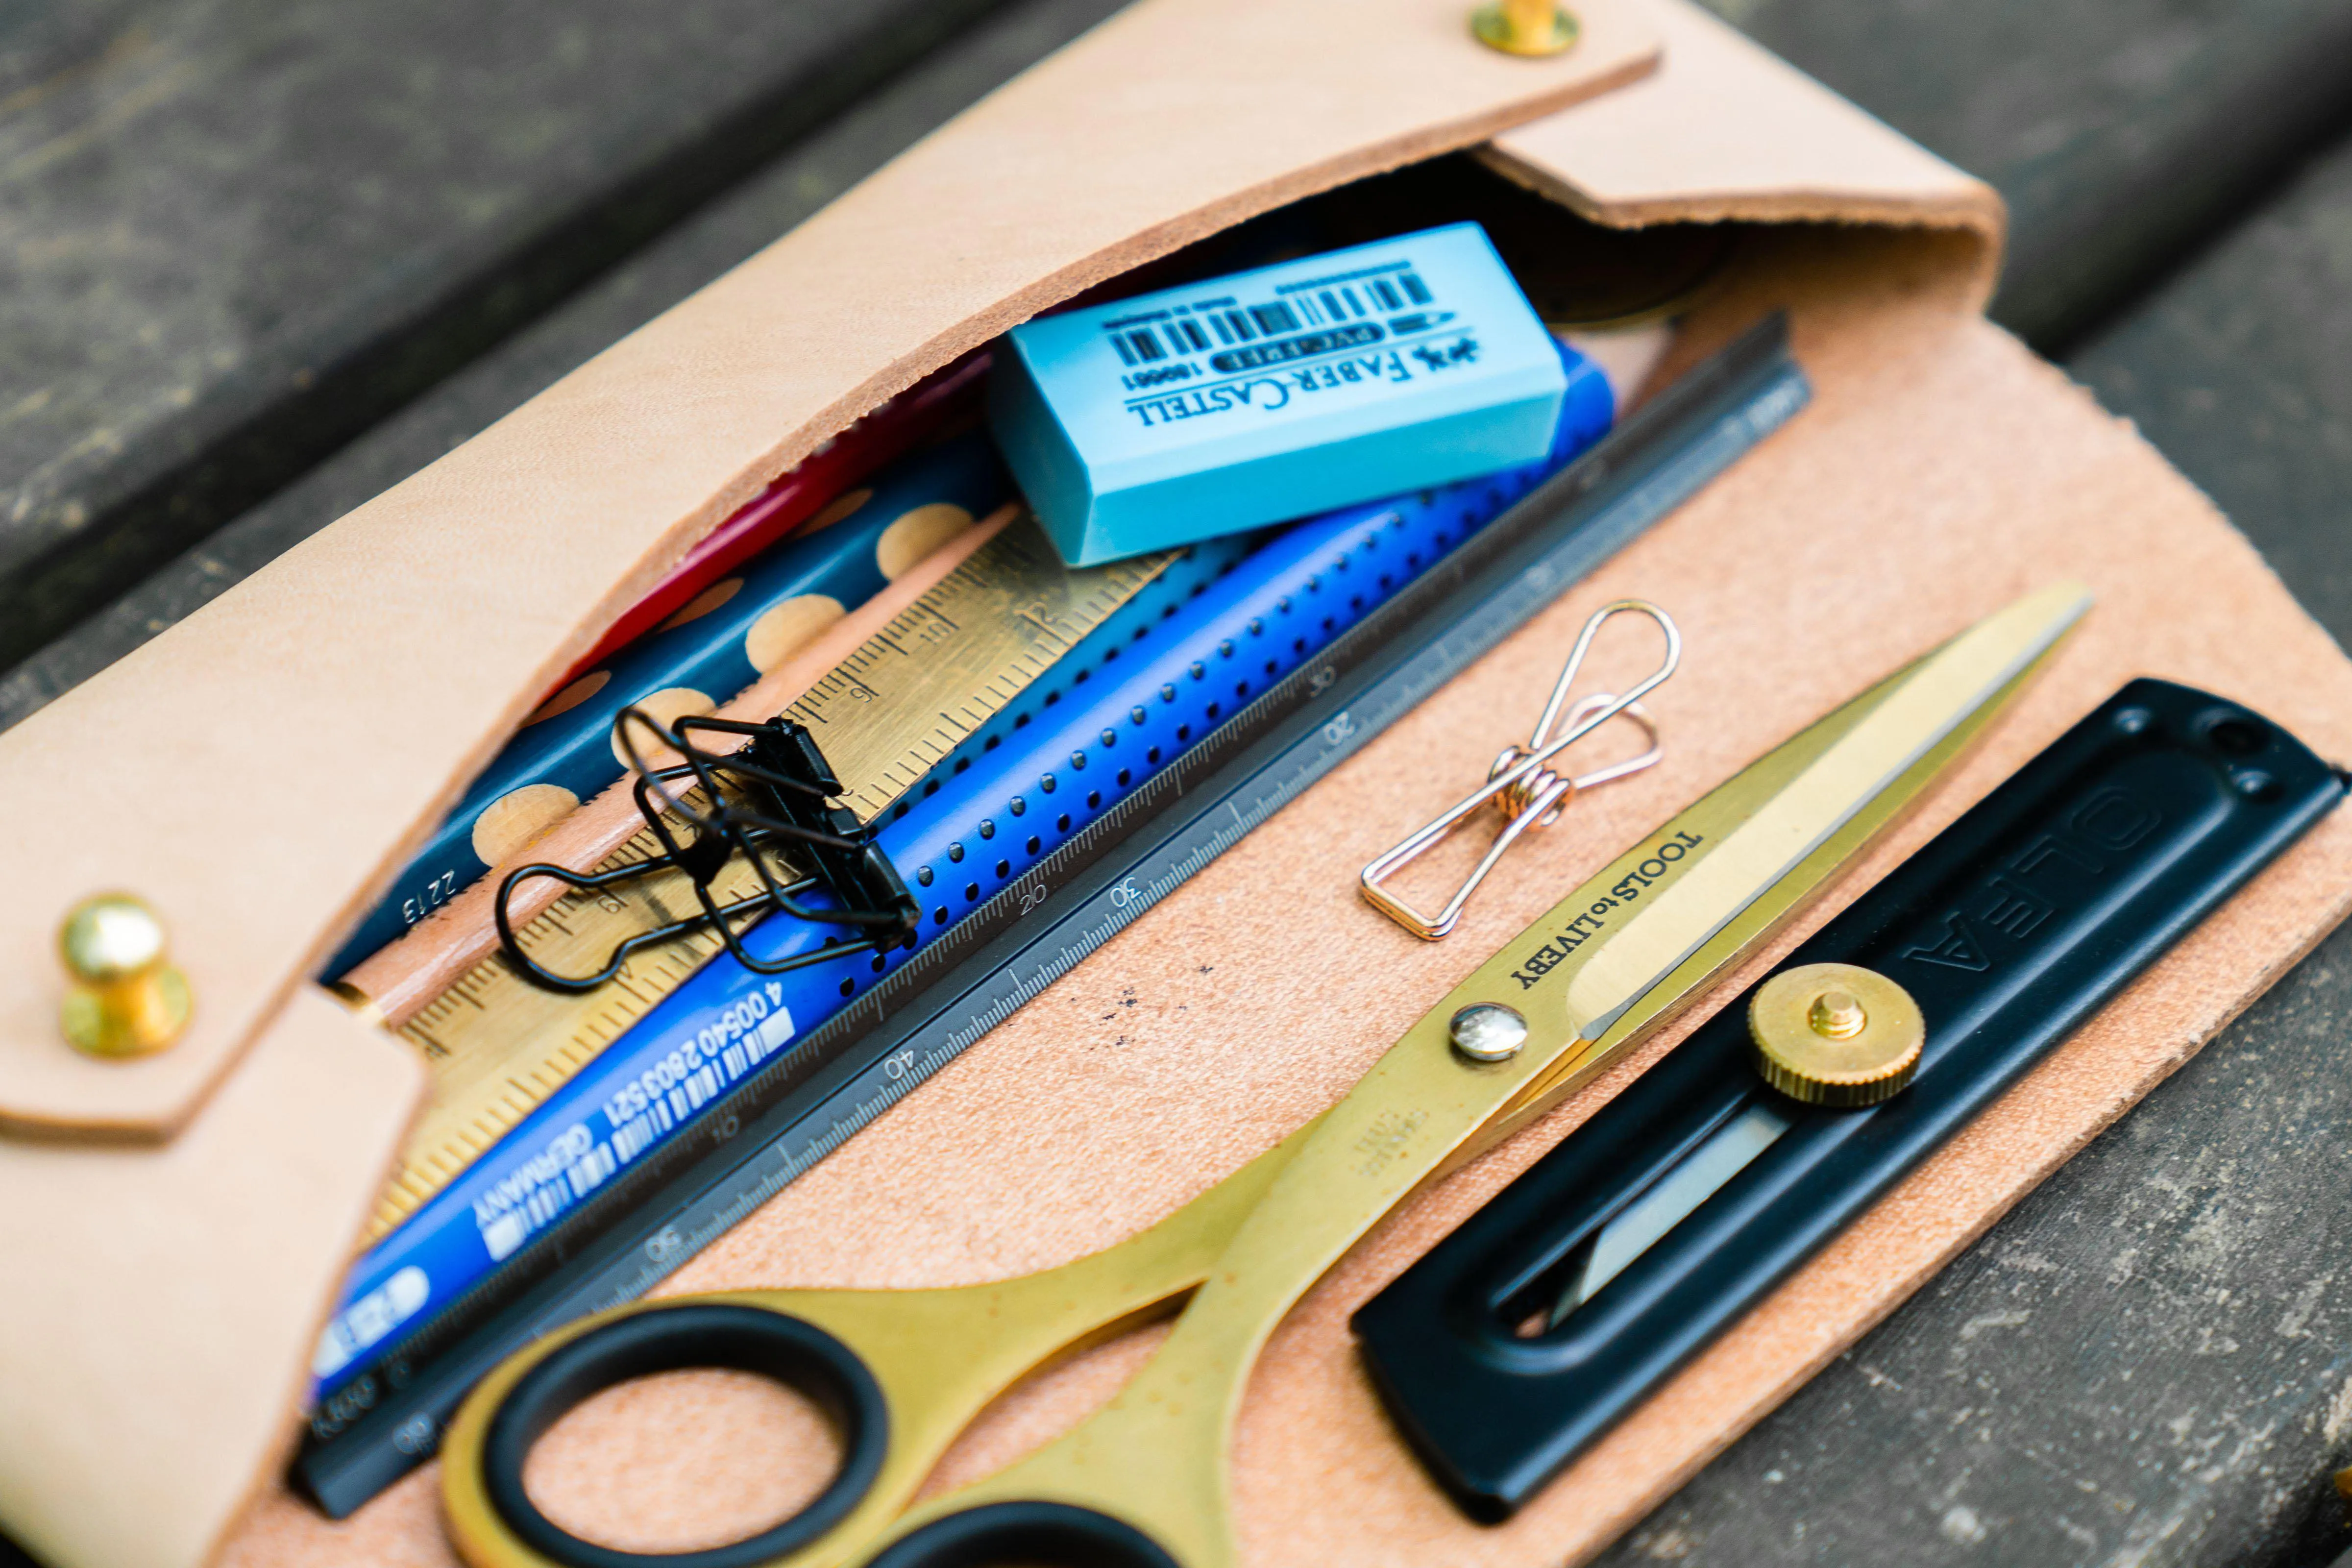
[365,519,1173,1241]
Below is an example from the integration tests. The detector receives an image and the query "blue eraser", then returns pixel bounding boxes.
[989,221,1570,565]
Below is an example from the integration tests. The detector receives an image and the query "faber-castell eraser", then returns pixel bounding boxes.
[989,222,1568,565]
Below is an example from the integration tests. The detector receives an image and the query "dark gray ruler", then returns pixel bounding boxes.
[294,315,1806,1515]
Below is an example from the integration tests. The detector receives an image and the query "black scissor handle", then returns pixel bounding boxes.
[479,1303,889,1568]
[864,1501,1182,1568]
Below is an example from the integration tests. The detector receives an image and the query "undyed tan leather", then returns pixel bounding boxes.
[216,19,2352,1568]
[0,988,422,1568]
[0,0,1659,1142]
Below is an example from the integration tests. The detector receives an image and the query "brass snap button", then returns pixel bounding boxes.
[1470,0,1579,57]
[59,893,193,1058]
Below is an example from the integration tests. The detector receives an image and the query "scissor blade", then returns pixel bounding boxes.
[827,587,2090,1568]
[1447,582,2089,1158]
[1558,582,2088,1038]
[1483,642,2062,1148]
[1225,583,2089,1266]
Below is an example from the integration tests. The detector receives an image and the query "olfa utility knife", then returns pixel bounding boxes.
[442,583,2090,1568]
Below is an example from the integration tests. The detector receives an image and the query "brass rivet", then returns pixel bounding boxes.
[58,893,192,1059]
[1748,962,1922,1108]
[1471,0,1579,57]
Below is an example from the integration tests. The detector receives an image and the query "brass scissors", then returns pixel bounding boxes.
[441,583,2090,1568]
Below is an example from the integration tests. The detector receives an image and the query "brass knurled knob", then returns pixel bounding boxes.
[1747,961,1923,1108]
[59,893,192,1058]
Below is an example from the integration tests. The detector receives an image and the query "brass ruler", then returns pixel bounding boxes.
[369,516,1169,1239]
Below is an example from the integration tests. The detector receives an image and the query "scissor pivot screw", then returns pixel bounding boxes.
[1750,962,1921,1107]
[1450,1003,1528,1063]
[58,892,193,1058]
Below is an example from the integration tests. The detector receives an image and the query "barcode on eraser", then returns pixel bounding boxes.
[1102,267,1435,367]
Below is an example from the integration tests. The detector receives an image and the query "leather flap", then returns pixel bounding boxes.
[0,986,421,1568]
[1489,0,2003,281]
[0,0,1663,1138]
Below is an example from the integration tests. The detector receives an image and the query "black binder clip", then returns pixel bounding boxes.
[494,706,919,994]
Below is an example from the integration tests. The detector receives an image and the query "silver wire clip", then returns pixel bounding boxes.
[1358,600,1681,940]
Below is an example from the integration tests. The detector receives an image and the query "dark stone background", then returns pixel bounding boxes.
[6,1,2352,1563]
